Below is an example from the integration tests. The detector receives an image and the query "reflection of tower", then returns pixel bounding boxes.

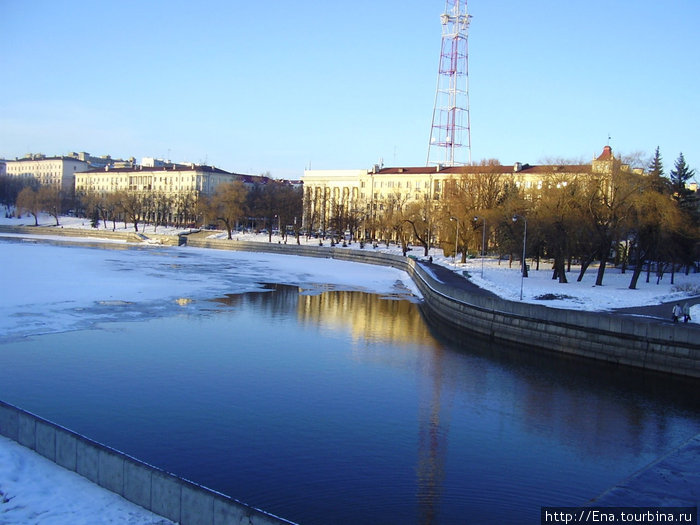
[416,347,450,524]
[427,0,472,167]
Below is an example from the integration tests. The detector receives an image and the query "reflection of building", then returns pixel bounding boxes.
[301,146,635,234]
[5,155,89,194]
[296,290,436,348]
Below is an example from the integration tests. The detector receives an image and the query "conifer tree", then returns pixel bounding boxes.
[669,152,695,200]
[647,146,668,193]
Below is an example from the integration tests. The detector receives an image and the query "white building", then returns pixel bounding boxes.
[5,155,89,194]
[75,164,259,198]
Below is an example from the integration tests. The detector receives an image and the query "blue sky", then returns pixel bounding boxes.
[2,1,698,179]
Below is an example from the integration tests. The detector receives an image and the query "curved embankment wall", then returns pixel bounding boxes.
[186,237,700,379]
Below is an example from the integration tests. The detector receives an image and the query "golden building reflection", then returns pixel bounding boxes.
[296,289,438,347]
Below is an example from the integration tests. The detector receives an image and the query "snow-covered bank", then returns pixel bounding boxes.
[0,436,173,524]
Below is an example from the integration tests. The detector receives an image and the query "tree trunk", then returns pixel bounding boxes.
[577,256,594,282]
[629,265,643,290]
[595,239,612,286]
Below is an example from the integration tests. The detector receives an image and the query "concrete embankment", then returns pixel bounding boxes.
[184,236,700,380]
[0,401,296,525]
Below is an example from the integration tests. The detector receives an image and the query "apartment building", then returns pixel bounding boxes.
[5,155,89,194]
[75,164,259,198]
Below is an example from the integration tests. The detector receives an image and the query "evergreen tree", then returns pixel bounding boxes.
[647,146,668,193]
[669,152,695,200]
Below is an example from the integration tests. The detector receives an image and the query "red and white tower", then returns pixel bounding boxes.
[427,0,472,166]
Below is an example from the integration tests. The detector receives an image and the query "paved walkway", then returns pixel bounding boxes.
[421,260,700,329]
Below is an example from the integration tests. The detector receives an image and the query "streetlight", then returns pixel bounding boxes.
[512,214,527,300]
[473,216,486,278]
[450,217,459,262]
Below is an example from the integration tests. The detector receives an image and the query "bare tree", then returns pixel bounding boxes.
[16,187,41,226]
[38,186,63,226]
[208,181,248,239]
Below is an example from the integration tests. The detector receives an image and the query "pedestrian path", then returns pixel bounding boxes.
[422,260,700,331]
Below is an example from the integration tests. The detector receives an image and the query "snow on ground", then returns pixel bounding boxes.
[0,436,173,525]
[1,210,699,523]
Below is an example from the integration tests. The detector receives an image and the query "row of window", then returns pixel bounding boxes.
[359,180,431,190]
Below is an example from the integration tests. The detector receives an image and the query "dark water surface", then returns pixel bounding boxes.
[1,284,699,524]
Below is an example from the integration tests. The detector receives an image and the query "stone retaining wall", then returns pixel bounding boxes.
[0,400,295,525]
[0,225,142,243]
[185,237,700,379]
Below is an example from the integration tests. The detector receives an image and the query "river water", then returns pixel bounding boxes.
[1,255,699,524]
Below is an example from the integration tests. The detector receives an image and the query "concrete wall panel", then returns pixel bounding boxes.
[151,471,182,523]
[0,402,19,440]
[35,420,56,461]
[99,449,125,495]
[124,458,152,510]
[181,484,215,525]
[76,438,100,483]
[55,429,77,471]
[18,412,36,449]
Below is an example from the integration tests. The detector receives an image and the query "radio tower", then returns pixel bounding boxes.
[427,0,472,166]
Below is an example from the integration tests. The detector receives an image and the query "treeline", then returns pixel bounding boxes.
[3,174,304,239]
[198,180,303,241]
[317,150,699,289]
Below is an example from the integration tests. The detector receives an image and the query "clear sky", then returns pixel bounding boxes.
[2,1,698,179]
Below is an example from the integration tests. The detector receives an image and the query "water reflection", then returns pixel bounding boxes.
[213,283,438,348]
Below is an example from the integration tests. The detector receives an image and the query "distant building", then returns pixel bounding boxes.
[66,152,135,169]
[5,155,89,194]
[75,164,270,225]
[301,146,638,235]
[140,157,190,169]
[75,164,262,198]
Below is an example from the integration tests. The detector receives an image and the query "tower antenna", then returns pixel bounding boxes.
[427,0,472,166]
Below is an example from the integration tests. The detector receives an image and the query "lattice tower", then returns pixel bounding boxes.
[427,0,472,166]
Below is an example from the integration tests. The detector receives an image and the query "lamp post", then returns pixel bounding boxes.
[450,217,459,262]
[512,214,527,300]
[474,216,486,278]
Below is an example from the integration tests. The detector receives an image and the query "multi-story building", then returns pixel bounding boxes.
[5,155,89,194]
[75,164,262,198]
[301,146,637,237]
[75,164,268,226]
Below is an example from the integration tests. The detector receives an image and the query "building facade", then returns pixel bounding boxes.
[301,146,634,238]
[5,155,89,194]
[74,164,258,198]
